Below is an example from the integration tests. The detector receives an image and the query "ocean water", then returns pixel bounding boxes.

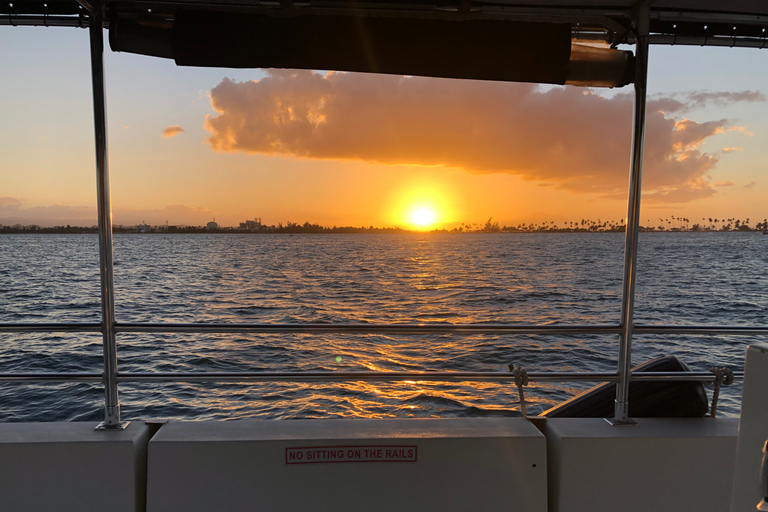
[1,232,766,421]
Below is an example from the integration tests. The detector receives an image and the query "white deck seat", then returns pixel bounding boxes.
[731,343,768,512]
[0,421,151,512]
[544,417,738,512]
[146,417,547,512]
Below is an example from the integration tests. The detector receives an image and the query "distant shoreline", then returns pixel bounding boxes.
[2,226,766,235]
[5,215,767,235]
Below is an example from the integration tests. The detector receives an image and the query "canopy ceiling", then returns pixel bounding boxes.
[3,1,767,87]
[4,0,768,42]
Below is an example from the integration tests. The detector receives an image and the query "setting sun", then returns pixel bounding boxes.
[410,207,436,227]
[387,177,460,230]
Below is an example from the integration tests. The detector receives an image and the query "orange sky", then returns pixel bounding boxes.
[1,27,767,229]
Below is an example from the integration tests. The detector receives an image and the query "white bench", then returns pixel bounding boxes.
[0,422,151,512]
[146,418,547,512]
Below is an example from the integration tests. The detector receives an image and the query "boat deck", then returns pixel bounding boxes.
[0,416,741,512]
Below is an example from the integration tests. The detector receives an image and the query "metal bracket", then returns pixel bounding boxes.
[509,364,529,418]
[95,421,131,431]
[604,417,638,426]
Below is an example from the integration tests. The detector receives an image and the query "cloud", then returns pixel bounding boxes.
[0,196,22,209]
[0,203,96,227]
[683,90,765,109]
[650,90,765,113]
[744,181,757,189]
[721,147,743,153]
[204,71,761,203]
[163,125,185,138]
[713,181,734,187]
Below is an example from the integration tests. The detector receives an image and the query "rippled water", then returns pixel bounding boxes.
[1,232,766,421]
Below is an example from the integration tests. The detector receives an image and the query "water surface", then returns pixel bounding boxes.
[1,232,765,421]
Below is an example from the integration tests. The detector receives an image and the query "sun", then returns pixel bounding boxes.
[388,179,457,230]
[410,207,436,227]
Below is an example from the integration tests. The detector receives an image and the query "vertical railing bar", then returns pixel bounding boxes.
[610,4,650,426]
[88,4,128,430]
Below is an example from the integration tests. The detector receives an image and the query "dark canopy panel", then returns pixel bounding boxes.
[173,11,571,83]
[4,0,767,85]
[112,12,576,85]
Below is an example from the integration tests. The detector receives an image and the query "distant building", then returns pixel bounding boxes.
[238,218,262,230]
[137,221,150,233]
[207,218,219,230]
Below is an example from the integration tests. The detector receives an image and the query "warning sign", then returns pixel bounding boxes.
[286,445,417,464]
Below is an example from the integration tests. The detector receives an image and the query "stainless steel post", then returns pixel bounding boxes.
[89,5,127,430]
[609,5,650,426]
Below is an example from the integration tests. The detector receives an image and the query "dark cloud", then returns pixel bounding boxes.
[205,71,759,203]
[163,125,185,138]
[744,181,757,189]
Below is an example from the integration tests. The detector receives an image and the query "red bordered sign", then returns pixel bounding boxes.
[286,445,417,464]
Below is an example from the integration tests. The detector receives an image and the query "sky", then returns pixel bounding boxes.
[1,26,767,230]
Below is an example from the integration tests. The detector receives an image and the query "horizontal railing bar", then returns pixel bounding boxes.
[0,323,102,333]
[115,370,573,383]
[2,322,766,336]
[115,370,743,384]
[649,34,768,49]
[115,322,621,335]
[0,373,103,382]
[0,15,89,27]
[628,371,744,382]
[634,325,768,335]
[0,370,743,384]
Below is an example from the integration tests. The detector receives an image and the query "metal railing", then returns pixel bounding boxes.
[1,2,765,429]
[4,322,767,336]
[0,321,756,385]
[0,369,747,385]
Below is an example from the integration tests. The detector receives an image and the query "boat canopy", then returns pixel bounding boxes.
[3,0,767,87]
